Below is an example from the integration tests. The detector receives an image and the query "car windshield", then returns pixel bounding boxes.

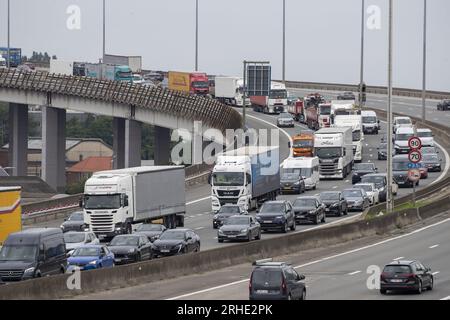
[393,161,409,171]
[68,212,83,221]
[383,265,412,274]
[315,147,342,159]
[396,119,411,125]
[361,176,385,188]
[293,199,316,207]
[320,193,340,201]
[84,194,121,210]
[353,130,362,142]
[279,113,292,119]
[270,90,287,99]
[219,206,241,214]
[343,190,363,198]
[259,203,284,214]
[192,81,208,88]
[252,269,282,286]
[64,233,86,243]
[293,140,313,148]
[355,185,372,192]
[421,147,436,154]
[396,134,414,141]
[225,217,249,225]
[110,236,139,246]
[362,116,377,124]
[354,164,375,171]
[320,105,331,115]
[72,247,100,257]
[159,231,186,240]
[423,154,439,162]
[418,131,433,138]
[213,172,244,187]
[0,245,38,262]
[117,71,132,79]
[137,224,163,232]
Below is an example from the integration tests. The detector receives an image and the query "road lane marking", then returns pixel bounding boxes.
[432,271,440,276]
[167,218,450,300]
[333,186,338,189]
[429,244,439,249]
[393,257,404,261]
[187,196,211,206]
[348,270,362,275]
[195,227,205,231]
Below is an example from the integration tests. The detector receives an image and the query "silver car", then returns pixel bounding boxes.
[277,113,295,128]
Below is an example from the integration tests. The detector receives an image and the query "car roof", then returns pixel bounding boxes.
[320,191,340,194]
[393,154,409,160]
[364,173,386,177]
[264,200,288,204]
[295,196,318,200]
[254,262,288,268]
[417,128,431,132]
[343,188,364,192]
[394,116,411,120]
[396,127,414,133]
[386,260,416,266]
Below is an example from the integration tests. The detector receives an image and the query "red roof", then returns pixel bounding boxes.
[68,157,112,173]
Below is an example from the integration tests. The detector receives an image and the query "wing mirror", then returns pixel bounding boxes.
[124,195,129,207]
[297,274,306,281]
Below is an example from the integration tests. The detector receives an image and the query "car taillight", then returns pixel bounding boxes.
[406,274,417,282]
[281,277,287,295]
[380,272,388,281]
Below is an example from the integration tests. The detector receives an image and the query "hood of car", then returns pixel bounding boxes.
[395,140,409,147]
[66,242,85,251]
[0,261,35,270]
[293,206,316,212]
[219,225,250,232]
[108,246,137,254]
[345,197,363,202]
[68,256,100,265]
[153,239,185,247]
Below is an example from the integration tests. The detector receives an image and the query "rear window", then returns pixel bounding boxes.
[252,269,283,286]
[383,265,412,274]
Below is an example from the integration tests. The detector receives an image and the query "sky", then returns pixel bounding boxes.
[0,0,449,91]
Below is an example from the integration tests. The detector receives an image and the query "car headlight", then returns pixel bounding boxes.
[294,181,301,185]
[24,267,35,275]
[213,214,219,220]
[60,225,65,229]
[355,200,363,205]
[331,203,339,208]
[240,229,248,234]
[275,216,284,220]
[309,210,316,214]
[218,229,224,234]
[128,248,136,254]
[88,260,98,265]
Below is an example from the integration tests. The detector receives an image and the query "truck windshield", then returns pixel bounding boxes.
[418,131,433,138]
[212,172,245,187]
[362,116,377,124]
[315,147,342,159]
[396,134,413,141]
[393,161,409,171]
[270,90,287,99]
[293,140,313,148]
[320,106,331,115]
[353,130,362,142]
[84,195,121,209]
[0,245,38,262]
[116,71,132,80]
[281,168,312,178]
[192,81,209,88]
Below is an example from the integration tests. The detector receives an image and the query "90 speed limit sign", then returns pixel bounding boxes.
[408,150,422,163]
[408,137,422,150]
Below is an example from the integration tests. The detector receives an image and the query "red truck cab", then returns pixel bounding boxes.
[190,72,209,95]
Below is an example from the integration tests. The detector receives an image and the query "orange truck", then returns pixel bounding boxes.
[0,187,22,246]
[290,133,315,158]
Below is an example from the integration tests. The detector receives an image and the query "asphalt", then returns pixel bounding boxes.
[26,106,448,252]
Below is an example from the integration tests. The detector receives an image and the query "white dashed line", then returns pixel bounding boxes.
[393,257,404,261]
[440,296,450,300]
[348,270,362,276]
[432,271,440,276]
[195,227,205,231]
[429,244,439,249]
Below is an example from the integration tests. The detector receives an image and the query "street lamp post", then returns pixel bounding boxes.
[421,0,427,121]
[282,0,286,83]
[7,0,10,69]
[102,0,106,63]
[195,0,199,71]
[359,0,365,107]
[386,0,394,213]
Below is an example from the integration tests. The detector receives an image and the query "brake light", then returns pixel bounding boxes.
[380,272,388,281]
[406,274,417,282]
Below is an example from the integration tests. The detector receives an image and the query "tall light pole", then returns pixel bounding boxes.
[102,0,106,62]
[421,0,427,121]
[7,0,10,69]
[282,0,286,83]
[195,0,199,71]
[386,0,394,213]
[359,0,365,107]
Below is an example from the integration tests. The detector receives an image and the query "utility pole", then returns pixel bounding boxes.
[195,0,199,71]
[7,0,10,69]
[282,0,286,83]
[421,0,427,121]
[359,0,365,107]
[102,0,106,63]
[386,0,394,213]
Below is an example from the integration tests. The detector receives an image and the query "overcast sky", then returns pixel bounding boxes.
[1,0,449,91]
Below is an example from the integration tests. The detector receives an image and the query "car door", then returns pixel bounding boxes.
[340,194,347,212]
[315,200,322,220]
[101,246,114,267]
[285,267,301,299]
[249,217,257,238]
[416,262,431,287]
[139,236,151,260]
[286,202,294,226]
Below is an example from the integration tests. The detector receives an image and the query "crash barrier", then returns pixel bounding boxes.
[1,191,449,300]
[284,80,450,100]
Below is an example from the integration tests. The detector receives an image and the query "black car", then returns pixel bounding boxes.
[319,192,348,217]
[280,170,306,195]
[151,228,200,257]
[60,211,86,233]
[437,99,450,111]
[249,259,306,300]
[380,260,434,295]
[108,234,153,264]
[342,189,370,211]
[292,197,326,225]
[422,153,442,172]
[256,201,296,233]
[337,91,356,100]
[377,143,388,160]
[352,163,378,184]
[213,204,247,229]
[133,223,166,242]
[393,155,419,188]
[218,215,261,243]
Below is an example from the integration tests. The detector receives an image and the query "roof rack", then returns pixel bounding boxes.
[252,258,273,266]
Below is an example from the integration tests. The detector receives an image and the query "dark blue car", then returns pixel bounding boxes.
[67,245,114,272]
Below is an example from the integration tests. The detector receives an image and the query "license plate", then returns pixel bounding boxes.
[325,208,330,212]
[391,279,403,283]
[256,290,269,294]
[264,221,272,224]
[115,259,121,262]
[161,249,170,253]
[284,187,292,190]
[228,235,236,238]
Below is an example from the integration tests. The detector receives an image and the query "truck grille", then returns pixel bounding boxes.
[320,163,338,175]
[0,270,24,281]
[90,214,114,232]
[217,190,240,197]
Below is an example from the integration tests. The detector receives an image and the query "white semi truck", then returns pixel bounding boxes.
[314,127,354,180]
[81,166,186,241]
[214,76,250,107]
[333,115,364,163]
[210,146,280,212]
[251,82,288,114]
[50,59,74,75]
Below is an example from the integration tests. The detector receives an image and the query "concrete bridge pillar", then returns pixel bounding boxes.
[154,126,171,165]
[42,107,66,193]
[125,119,141,168]
[8,103,28,176]
[113,118,125,169]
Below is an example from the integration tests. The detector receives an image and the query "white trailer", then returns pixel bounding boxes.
[214,76,249,107]
[281,157,320,190]
[50,59,74,75]
[333,115,364,163]
[82,166,185,240]
[314,127,354,180]
[104,54,142,73]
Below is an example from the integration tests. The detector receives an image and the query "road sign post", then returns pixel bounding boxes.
[408,136,422,218]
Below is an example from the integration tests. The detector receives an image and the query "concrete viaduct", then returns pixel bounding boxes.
[0,69,242,192]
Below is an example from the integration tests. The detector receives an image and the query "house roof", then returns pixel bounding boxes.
[67,156,112,173]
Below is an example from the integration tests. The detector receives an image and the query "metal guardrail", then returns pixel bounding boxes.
[0,69,242,133]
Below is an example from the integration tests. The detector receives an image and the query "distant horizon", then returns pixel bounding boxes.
[1,0,449,91]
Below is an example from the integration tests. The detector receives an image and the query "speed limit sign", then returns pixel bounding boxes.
[408,137,422,150]
[408,150,422,163]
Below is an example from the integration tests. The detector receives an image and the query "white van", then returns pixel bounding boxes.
[417,128,435,147]
[361,111,380,134]
[281,157,319,190]
[394,127,415,154]
[393,116,413,134]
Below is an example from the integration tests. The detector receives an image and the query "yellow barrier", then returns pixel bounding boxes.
[0,187,22,245]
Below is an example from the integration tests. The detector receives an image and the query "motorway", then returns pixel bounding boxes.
[27,103,449,252]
